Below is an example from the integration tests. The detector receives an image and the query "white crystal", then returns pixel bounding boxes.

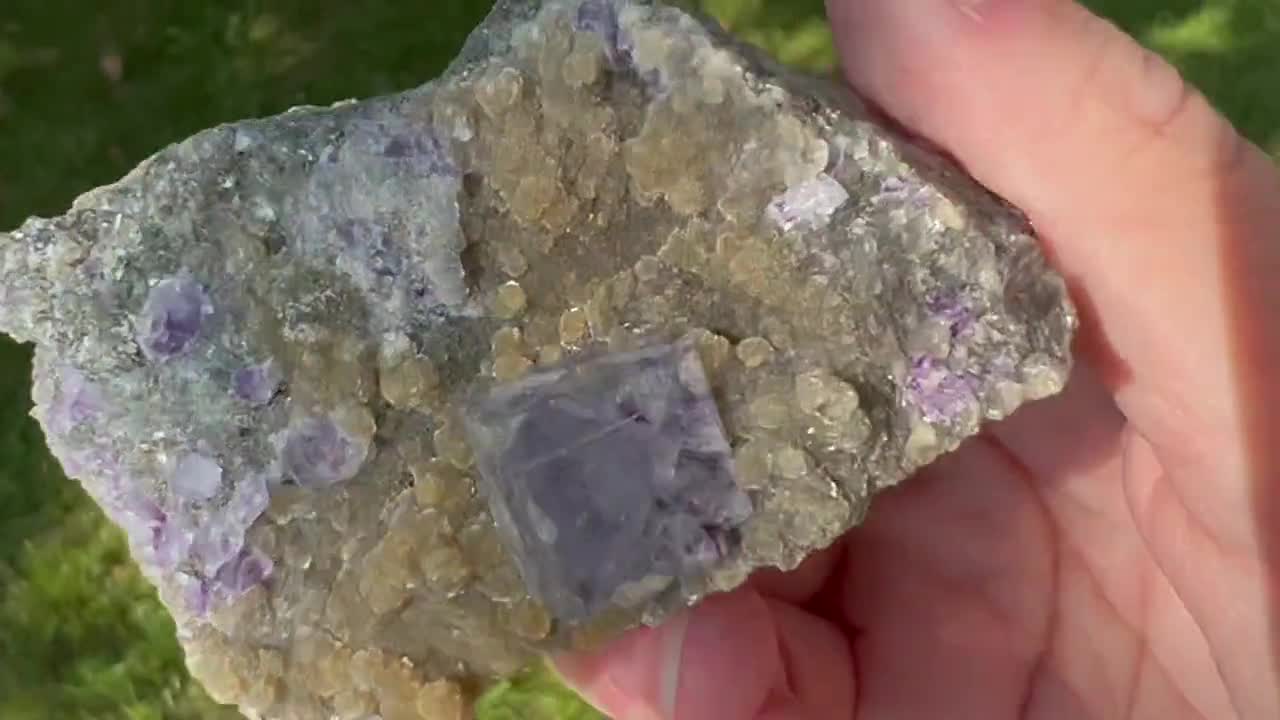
[173,453,224,501]
[766,173,849,232]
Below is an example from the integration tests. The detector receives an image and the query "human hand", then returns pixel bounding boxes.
[554,1,1280,718]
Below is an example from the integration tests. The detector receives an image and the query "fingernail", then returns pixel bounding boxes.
[552,611,692,720]
[654,610,690,719]
[605,611,690,720]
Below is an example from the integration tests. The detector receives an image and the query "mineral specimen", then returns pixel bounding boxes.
[0,0,1076,717]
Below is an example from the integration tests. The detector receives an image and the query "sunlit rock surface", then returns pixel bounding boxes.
[0,0,1076,716]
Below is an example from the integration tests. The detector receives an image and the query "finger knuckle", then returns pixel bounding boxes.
[1129,45,1197,137]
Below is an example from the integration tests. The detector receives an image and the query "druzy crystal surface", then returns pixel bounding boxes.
[0,0,1077,717]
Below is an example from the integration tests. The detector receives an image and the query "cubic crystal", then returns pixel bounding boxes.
[281,415,369,488]
[465,336,751,621]
[135,275,213,360]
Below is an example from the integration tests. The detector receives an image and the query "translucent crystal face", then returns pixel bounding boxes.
[173,452,224,501]
[281,416,367,488]
[135,276,212,360]
[465,337,752,623]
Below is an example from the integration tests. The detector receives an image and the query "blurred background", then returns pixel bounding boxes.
[0,1,1276,718]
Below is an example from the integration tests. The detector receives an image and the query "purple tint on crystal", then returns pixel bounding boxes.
[226,472,271,528]
[214,546,274,596]
[105,488,164,544]
[465,337,752,622]
[926,291,976,338]
[576,0,621,61]
[191,521,243,572]
[180,573,212,616]
[382,136,414,158]
[657,512,720,573]
[136,276,212,360]
[48,367,105,434]
[233,360,282,405]
[56,447,94,479]
[880,176,905,195]
[380,131,458,176]
[905,355,980,424]
[120,491,165,528]
[150,513,193,571]
[766,175,849,232]
[281,416,365,488]
[172,452,223,502]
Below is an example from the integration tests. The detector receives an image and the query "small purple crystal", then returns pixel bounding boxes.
[135,276,212,360]
[875,175,930,208]
[179,573,212,616]
[47,367,105,434]
[226,472,271,528]
[905,355,980,424]
[381,132,458,176]
[214,546,274,596]
[766,175,849,232]
[342,119,458,178]
[336,219,405,281]
[191,521,242,572]
[281,416,367,488]
[149,513,193,571]
[576,0,621,61]
[926,291,977,338]
[232,360,282,405]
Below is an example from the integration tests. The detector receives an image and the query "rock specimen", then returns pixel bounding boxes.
[0,0,1077,717]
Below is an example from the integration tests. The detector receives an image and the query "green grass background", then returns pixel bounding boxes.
[0,1,1276,718]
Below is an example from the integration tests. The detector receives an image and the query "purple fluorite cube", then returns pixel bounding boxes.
[464,336,751,623]
[281,415,366,488]
[135,275,213,360]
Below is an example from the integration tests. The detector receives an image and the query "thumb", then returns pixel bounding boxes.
[553,590,855,720]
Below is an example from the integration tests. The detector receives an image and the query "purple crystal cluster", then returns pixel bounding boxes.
[902,292,983,425]
[904,355,979,425]
[465,336,752,622]
[35,268,289,615]
[43,364,275,614]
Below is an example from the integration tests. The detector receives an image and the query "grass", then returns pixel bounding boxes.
[0,1,1276,718]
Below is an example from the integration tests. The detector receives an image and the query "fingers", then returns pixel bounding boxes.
[825,0,1280,512]
[824,1,1280,713]
[766,599,856,719]
[555,590,855,720]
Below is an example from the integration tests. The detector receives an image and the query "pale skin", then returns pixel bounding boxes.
[554,0,1280,718]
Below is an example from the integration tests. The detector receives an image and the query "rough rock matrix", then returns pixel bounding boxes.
[0,0,1076,717]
